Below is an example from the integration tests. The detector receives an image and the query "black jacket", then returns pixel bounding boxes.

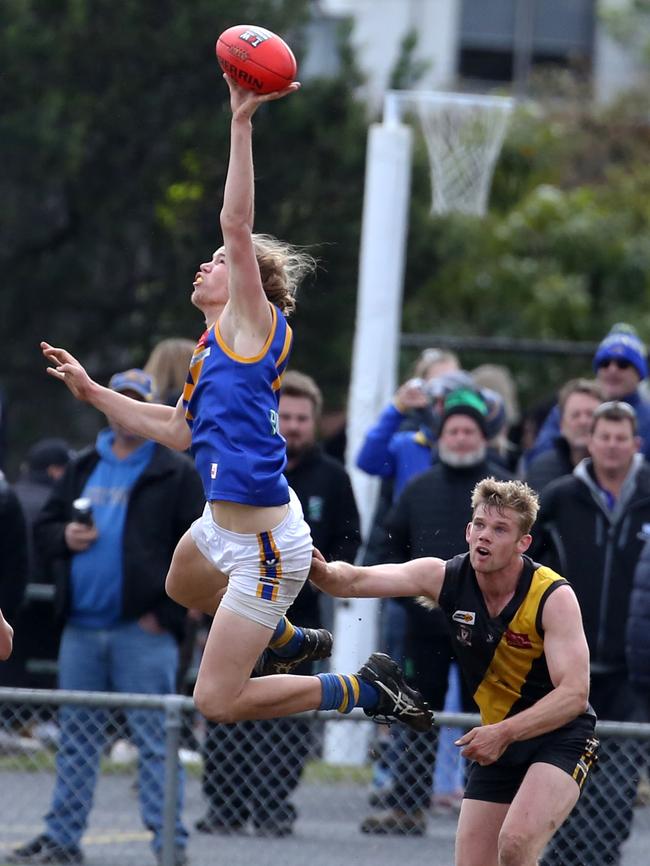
[532,455,650,672]
[287,446,360,562]
[386,458,513,638]
[627,535,650,689]
[34,442,204,642]
[14,474,57,583]
[525,436,575,495]
[0,474,28,619]
[285,445,361,627]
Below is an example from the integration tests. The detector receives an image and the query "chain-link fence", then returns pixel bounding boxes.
[0,688,649,866]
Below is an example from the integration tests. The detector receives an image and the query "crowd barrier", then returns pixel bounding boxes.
[0,688,648,866]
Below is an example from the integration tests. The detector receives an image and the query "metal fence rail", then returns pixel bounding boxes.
[0,688,648,866]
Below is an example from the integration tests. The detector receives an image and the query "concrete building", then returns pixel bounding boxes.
[305,0,643,107]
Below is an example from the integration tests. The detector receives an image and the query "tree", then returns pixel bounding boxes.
[1,1,368,466]
[399,94,650,406]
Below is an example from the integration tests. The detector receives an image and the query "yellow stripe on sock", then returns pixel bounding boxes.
[337,675,350,713]
[270,617,296,650]
[348,674,361,706]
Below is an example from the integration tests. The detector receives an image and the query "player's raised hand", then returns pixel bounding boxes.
[224,75,300,121]
[41,341,96,402]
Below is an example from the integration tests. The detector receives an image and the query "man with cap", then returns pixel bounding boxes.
[360,388,513,836]
[527,323,650,463]
[8,370,204,866]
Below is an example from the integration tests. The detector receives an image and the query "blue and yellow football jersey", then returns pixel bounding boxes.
[183,304,292,506]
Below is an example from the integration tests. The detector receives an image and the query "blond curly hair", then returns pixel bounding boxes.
[252,233,316,317]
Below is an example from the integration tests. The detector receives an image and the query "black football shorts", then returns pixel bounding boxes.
[463,714,599,804]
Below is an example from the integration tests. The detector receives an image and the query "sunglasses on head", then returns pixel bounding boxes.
[597,357,633,371]
[592,400,636,421]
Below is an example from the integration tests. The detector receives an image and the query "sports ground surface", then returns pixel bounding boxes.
[0,768,649,866]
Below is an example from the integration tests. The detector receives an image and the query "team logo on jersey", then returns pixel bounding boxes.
[457,625,472,647]
[452,610,476,625]
[269,408,279,435]
[505,629,532,649]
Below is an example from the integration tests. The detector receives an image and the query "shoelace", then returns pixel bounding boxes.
[373,681,431,719]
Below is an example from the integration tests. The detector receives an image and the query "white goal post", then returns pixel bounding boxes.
[327,90,513,763]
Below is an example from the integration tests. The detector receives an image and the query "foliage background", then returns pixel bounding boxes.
[1,0,367,467]
[3,0,650,471]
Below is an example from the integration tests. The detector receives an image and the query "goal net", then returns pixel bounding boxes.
[386,90,514,217]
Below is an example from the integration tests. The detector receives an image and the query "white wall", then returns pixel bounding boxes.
[319,0,461,106]
[317,0,643,104]
[594,0,646,103]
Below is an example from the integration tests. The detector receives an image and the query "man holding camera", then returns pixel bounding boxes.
[9,369,204,866]
[356,349,466,496]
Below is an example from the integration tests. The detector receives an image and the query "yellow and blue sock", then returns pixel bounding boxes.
[316,673,379,714]
[268,616,304,658]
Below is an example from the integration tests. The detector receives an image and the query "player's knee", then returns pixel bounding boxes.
[193,681,234,723]
[193,672,246,724]
[497,828,529,866]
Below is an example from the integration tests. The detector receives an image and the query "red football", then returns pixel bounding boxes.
[216,25,297,94]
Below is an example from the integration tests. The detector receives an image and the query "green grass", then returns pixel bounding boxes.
[0,753,138,775]
[0,752,57,773]
[0,753,373,785]
[302,759,372,785]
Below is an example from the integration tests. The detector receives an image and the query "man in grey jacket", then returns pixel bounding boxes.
[532,400,650,866]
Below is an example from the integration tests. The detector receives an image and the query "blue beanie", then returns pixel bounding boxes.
[593,323,648,381]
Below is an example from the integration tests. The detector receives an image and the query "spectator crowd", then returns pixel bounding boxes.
[1,321,650,865]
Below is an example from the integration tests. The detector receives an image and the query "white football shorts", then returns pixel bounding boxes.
[190,487,313,629]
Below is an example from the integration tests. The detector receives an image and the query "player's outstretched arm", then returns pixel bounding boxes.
[0,608,13,661]
[219,77,299,329]
[41,342,191,451]
[309,548,445,604]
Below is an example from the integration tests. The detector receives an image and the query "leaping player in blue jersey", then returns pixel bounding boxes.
[40,75,432,733]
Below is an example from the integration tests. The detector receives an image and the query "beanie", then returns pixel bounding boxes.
[440,389,488,437]
[27,438,74,473]
[593,323,648,381]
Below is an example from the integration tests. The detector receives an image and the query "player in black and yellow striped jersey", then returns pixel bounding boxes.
[309,476,598,866]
